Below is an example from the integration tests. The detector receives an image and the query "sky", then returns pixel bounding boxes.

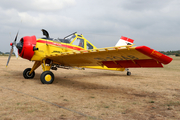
[0,0,180,52]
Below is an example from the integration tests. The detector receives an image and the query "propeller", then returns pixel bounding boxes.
[6,31,19,67]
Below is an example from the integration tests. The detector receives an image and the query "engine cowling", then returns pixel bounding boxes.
[18,36,36,60]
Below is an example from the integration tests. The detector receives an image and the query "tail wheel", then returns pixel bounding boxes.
[23,68,35,79]
[40,71,54,84]
[127,71,131,76]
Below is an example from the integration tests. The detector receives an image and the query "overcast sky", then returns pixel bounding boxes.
[0,0,180,52]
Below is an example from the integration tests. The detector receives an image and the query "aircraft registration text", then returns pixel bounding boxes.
[94,55,139,61]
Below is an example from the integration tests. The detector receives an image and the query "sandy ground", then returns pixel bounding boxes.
[0,56,180,120]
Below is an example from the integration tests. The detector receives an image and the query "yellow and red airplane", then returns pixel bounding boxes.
[6,29,173,84]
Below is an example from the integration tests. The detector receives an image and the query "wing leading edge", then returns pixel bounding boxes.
[45,45,173,68]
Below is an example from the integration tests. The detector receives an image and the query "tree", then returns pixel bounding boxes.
[175,54,180,56]
[0,51,4,54]
[4,52,10,54]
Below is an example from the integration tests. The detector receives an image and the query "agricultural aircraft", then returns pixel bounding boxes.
[6,29,173,84]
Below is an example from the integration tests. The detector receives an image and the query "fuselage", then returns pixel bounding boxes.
[17,33,96,62]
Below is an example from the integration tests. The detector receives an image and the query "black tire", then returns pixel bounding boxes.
[40,71,54,84]
[127,72,131,76]
[23,68,35,79]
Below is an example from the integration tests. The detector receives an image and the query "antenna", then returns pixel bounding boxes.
[64,32,77,39]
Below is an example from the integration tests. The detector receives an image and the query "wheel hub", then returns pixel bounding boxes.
[26,71,32,77]
[45,74,52,82]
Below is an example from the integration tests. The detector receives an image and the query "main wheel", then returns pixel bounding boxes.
[23,68,35,79]
[40,71,54,84]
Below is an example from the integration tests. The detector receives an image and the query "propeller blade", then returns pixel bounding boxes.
[6,31,19,66]
[13,46,18,58]
[14,31,19,42]
[6,48,13,67]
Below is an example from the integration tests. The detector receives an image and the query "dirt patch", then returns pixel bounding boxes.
[0,56,180,120]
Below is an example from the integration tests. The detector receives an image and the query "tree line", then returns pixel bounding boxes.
[159,50,180,56]
[0,51,14,55]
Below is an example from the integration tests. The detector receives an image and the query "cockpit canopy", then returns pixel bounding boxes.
[46,33,96,50]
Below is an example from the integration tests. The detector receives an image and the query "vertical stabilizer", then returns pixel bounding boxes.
[115,36,134,46]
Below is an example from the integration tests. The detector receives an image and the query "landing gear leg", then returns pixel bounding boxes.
[40,59,54,84]
[126,68,131,76]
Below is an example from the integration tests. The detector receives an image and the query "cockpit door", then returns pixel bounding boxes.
[72,38,85,48]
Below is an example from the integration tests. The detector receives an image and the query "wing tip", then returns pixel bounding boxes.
[135,46,173,64]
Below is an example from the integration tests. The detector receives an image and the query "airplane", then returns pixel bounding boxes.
[6,29,173,84]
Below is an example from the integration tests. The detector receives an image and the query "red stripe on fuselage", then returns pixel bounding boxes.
[36,39,84,51]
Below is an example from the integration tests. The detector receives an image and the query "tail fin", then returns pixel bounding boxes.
[115,36,134,46]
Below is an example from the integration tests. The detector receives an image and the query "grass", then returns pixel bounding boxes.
[63,99,68,101]
[149,101,155,103]
[104,106,109,108]
[17,103,20,105]
[0,56,180,119]
[90,96,95,98]
[166,101,180,107]
[27,109,34,113]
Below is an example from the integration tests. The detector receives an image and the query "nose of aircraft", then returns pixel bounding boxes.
[16,41,23,49]
[18,36,36,60]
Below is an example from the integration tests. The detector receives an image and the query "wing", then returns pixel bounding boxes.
[45,45,173,68]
